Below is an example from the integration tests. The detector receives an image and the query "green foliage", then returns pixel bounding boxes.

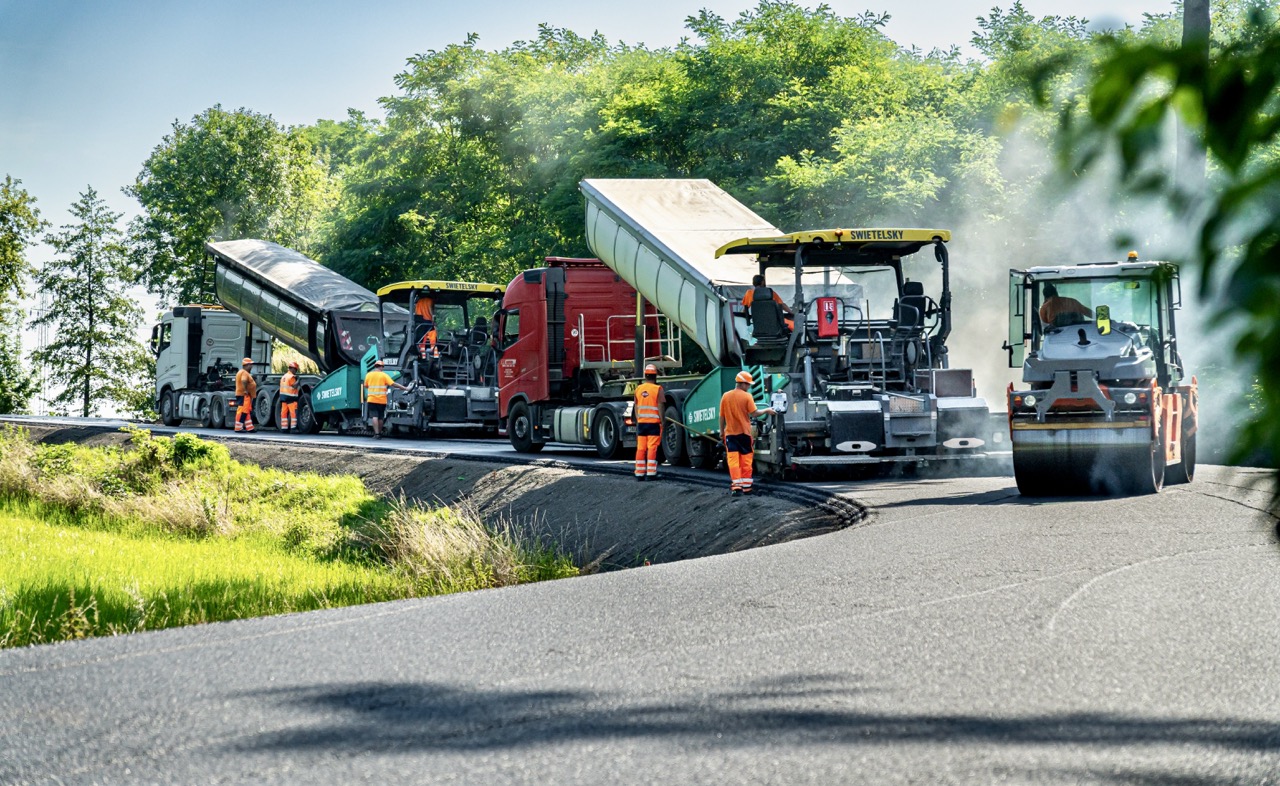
[0,303,36,414]
[0,174,47,303]
[1053,5,1280,471]
[126,106,336,304]
[29,187,146,418]
[0,427,577,646]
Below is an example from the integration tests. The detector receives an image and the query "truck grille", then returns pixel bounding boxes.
[888,395,926,414]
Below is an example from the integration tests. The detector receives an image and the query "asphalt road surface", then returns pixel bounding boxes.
[2,417,1278,784]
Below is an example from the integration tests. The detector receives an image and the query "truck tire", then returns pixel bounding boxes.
[660,405,687,466]
[297,393,322,434]
[209,396,227,430]
[508,401,543,453]
[254,389,276,428]
[592,408,624,460]
[159,390,180,426]
[197,398,212,428]
[686,431,719,471]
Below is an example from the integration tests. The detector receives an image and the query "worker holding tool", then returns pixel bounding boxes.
[362,359,409,439]
[234,357,257,433]
[633,364,664,481]
[278,361,301,433]
[718,370,776,495]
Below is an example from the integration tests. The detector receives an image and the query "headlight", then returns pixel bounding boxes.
[1122,392,1137,405]
[1024,394,1037,408]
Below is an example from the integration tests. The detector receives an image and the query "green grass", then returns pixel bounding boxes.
[0,425,578,647]
[0,498,410,647]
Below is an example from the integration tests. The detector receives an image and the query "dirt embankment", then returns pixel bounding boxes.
[19,425,862,571]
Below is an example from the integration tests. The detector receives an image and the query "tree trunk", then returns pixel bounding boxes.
[1177,0,1210,195]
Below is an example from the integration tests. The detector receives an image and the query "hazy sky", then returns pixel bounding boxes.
[2,0,1171,252]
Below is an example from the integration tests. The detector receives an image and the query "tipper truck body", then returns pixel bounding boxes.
[496,257,691,458]
[1004,255,1198,495]
[579,178,1001,476]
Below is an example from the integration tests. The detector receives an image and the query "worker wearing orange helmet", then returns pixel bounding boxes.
[718,370,777,495]
[633,364,664,481]
[278,361,301,433]
[233,357,257,433]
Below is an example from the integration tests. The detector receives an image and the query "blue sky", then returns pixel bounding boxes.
[2,0,1168,253]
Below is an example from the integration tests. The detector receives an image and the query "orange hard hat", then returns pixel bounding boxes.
[735,370,753,384]
[287,361,300,370]
[241,357,253,366]
[644,364,658,375]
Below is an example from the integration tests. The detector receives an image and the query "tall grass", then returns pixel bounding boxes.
[0,426,577,647]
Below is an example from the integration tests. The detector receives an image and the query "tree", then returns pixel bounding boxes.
[0,175,46,413]
[30,187,145,417]
[1056,4,1280,474]
[126,106,335,305]
[0,174,47,302]
[0,302,37,414]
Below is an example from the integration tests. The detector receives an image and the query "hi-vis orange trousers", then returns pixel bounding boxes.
[724,433,754,492]
[235,396,256,432]
[635,424,661,477]
[279,399,298,430]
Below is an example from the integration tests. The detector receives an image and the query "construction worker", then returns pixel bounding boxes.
[234,357,257,433]
[362,358,409,439]
[278,361,301,433]
[1039,283,1093,327]
[414,293,439,358]
[718,370,777,496]
[741,274,795,333]
[633,364,664,481]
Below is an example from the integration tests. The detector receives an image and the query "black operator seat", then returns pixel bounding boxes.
[895,280,927,329]
[750,296,788,340]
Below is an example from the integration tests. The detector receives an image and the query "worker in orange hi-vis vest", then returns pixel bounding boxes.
[234,357,258,433]
[362,358,409,439]
[633,364,664,481]
[718,370,777,496]
[415,295,439,358]
[278,361,301,433]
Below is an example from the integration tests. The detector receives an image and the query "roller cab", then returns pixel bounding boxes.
[1004,255,1198,495]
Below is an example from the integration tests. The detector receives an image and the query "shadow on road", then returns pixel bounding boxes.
[229,677,1280,757]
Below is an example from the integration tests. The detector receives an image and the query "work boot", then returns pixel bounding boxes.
[730,489,742,497]
[636,475,646,482]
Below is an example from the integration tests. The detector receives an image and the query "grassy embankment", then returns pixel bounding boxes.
[0,425,576,648]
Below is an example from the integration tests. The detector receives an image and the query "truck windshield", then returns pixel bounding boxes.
[766,266,899,320]
[1038,277,1157,331]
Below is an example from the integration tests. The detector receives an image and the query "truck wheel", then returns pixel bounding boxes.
[1167,429,1196,485]
[687,432,719,471]
[209,397,227,430]
[159,390,180,426]
[660,405,687,466]
[592,408,624,460]
[254,390,276,428]
[508,401,543,453]
[298,394,322,434]
[197,399,212,428]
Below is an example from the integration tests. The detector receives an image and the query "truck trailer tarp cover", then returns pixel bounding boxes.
[206,239,380,313]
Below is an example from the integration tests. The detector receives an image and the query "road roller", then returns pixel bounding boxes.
[1002,252,1198,495]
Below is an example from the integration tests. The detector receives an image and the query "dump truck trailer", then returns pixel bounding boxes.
[580,178,1001,476]
[495,257,696,458]
[1004,253,1198,495]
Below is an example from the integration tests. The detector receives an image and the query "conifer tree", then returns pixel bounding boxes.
[30,187,145,417]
